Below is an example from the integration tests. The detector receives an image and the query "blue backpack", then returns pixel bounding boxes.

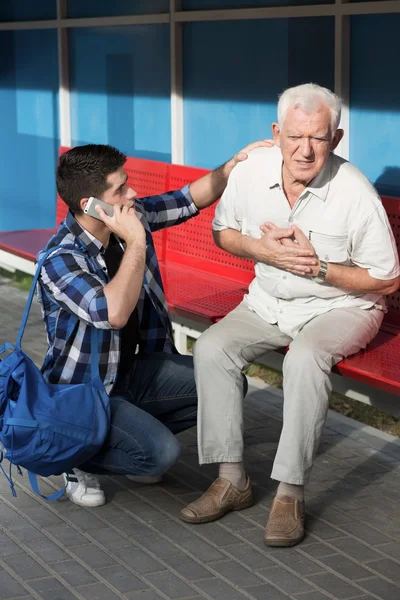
[0,245,111,500]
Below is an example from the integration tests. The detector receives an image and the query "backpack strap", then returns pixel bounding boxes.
[15,245,100,379]
[28,471,66,501]
[16,244,66,350]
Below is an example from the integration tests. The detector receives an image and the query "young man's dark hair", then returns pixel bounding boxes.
[56,144,126,213]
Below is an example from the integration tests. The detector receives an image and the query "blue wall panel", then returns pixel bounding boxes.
[68,1,168,18]
[0,30,59,232]
[350,15,400,197]
[69,26,171,162]
[183,18,334,169]
[0,1,56,21]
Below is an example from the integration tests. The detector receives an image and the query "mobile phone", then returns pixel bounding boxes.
[84,197,114,221]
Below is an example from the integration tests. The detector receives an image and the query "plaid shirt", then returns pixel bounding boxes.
[37,186,198,392]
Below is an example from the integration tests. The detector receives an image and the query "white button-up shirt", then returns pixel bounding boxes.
[213,146,400,338]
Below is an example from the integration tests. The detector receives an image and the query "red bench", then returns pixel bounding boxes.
[1,148,399,396]
[155,165,400,396]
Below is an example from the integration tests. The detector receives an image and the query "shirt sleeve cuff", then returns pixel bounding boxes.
[181,184,199,217]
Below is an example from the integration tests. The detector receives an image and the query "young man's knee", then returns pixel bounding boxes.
[148,434,181,476]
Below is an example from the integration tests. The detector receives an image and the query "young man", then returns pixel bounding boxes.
[181,83,400,547]
[37,141,270,507]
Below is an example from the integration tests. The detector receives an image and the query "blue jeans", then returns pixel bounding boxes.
[80,353,197,477]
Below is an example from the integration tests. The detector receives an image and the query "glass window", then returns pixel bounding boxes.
[67,0,168,18]
[183,17,334,168]
[0,30,59,231]
[183,0,333,10]
[69,25,171,162]
[350,14,400,197]
[0,0,56,22]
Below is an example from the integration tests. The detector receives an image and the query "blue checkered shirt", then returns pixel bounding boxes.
[37,185,198,392]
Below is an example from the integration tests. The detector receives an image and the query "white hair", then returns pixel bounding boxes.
[277,83,342,133]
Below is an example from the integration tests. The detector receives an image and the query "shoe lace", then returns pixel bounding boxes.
[73,469,100,490]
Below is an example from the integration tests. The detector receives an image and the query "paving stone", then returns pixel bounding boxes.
[376,541,400,561]
[51,559,97,586]
[239,527,267,549]
[123,590,165,599]
[64,510,105,531]
[152,519,200,543]
[329,537,383,563]
[292,592,337,600]
[45,523,90,547]
[162,552,212,581]
[76,582,122,600]
[218,512,258,531]
[88,527,136,553]
[307,504,355,526]
[318,554,373,581]
[139,534,183,558]
[0,503,22,524]
[342,522,394,546]
[116,500,166,522]
[29,577,78,600]
[115,547,164,574]
[257,565,313,594]
[357,577,400,600]
[210,559,264,587]
[5,521,46,543]
[23,506,64,528]
[146,570,198,598]
[194,523,240,547]
[178,537,226,563]
[305,518,346,541]
[365,558,400,585]
[97,565,147,593]
[0,533,25,558]
[24,538,70,563]
[266,551,325,577]
[346,509,400,533]
[309,572,367,599]
[70,544,118,569]
[0,571,27,599]
[2,553,49,581]
[301,542,338,559]
[195,577,251,600]
[245,583,291,600]
[225,543,275,570]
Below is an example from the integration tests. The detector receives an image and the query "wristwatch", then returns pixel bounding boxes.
[313,260,328,284]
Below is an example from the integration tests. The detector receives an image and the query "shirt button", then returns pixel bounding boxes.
[282,275,287,280]
[288,217,293,223]
[278,309,283,314]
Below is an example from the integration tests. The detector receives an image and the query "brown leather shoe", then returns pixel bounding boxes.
[264,495,305,547]
[180,477,253,524]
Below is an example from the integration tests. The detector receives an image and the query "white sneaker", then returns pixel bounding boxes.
[63,469,106,507]
[126,474,163,484]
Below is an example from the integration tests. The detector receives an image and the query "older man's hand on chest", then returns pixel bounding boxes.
[260,222,320,277]
[257,222,319,275]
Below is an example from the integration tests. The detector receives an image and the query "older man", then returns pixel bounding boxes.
[180,83,400,547]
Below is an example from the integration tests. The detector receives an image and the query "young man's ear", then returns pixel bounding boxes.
[79,197,89,213]
[272,123,281,147]
[331,129,344,151]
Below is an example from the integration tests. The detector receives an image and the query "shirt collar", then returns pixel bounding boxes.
[268,152,333,202]
[66,210,105,257]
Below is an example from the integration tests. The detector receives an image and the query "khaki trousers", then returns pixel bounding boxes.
[193,302,383,484]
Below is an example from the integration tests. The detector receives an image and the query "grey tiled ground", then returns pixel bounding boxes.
[0,278,400,600]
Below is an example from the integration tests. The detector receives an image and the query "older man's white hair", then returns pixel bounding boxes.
[277,83,342,133]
